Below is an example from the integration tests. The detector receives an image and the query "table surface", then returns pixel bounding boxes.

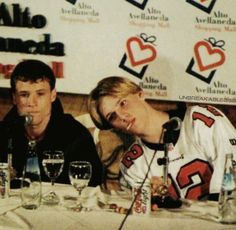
[0,183,235,230]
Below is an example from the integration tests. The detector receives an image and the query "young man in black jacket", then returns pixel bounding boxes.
[0,59,103,187]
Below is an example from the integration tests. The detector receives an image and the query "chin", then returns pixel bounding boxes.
[126,129,138,136]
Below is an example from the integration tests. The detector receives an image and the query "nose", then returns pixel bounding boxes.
[26,94,37,106]
[115,107,130,123]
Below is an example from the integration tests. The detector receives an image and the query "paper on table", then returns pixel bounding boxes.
[0,194,20,214]
[0,211,32,230]
[0,188,33,230]
[163,199,220,223]
[62,186,132,211]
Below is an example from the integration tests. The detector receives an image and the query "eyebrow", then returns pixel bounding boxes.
[16,90,28,95]
[16,88,49,95]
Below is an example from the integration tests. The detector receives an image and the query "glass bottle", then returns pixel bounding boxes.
[0,162,9,199]
[21,140,42,209]
[218,153,236,224]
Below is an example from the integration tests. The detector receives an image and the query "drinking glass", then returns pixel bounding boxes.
[42,150,64,205]
[69,161,92,211]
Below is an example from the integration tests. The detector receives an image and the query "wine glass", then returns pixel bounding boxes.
[42,150,64,205]
[69,161,92,211]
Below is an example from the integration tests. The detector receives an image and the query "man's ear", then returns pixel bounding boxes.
[51,88,57,102]
[138,90,145,100]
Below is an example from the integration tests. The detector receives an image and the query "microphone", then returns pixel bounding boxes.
[20,114,33,126]
[16,114,33,126]
[2,114,33,128]
[162,117,181,131]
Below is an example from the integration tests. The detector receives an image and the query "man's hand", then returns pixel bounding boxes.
[151,176,171,196]
[150,176,171,211]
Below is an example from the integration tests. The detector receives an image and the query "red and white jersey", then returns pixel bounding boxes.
[120,105,236,200]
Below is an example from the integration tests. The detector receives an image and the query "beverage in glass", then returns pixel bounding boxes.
[42,150,64,205]
[68,161,92,211]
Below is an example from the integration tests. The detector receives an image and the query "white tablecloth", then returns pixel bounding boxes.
[0,183,235,230]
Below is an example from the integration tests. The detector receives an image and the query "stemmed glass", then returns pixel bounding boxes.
[69,161,92,211]
[42,150,64,205]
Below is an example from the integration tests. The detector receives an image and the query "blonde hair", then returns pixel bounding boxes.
[88,76,142,130]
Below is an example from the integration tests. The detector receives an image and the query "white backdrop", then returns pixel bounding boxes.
[0,0,236,105]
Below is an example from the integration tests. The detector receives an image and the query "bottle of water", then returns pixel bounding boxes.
[218,153,236,224]
[21,140,42,209]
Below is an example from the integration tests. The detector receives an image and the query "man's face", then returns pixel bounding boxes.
[99,92,148,135]
[12,79,56,126]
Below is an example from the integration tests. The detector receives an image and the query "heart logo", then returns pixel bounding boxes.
[194,41,225,71]
[126,0,149,10]
[126,37,157,67]
[186,0,217,14]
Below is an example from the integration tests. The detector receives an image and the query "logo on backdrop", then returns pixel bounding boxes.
[119,33,157,79]
[186,0,217,14]
[186,37,226,84]
[66,0,77,5]
[126,0,149,10]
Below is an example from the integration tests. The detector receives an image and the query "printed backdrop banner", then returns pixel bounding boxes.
[0,0,236,105]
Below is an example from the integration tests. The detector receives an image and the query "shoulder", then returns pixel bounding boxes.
[186,104,226,126]
[187,104,224,116]
[52,113,93,138]
[61,113,84,125]
[183,104,235,139]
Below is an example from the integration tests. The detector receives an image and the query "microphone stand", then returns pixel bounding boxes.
[162,141,172,198]
[155,130,182,208]
[159,130,173,199]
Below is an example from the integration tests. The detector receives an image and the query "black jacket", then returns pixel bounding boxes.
[0,98,104,186]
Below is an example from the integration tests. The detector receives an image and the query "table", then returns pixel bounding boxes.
[0,183,235,230]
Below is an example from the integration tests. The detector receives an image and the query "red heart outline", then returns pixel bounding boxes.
[126,37,157,67]
[194,41,225,71]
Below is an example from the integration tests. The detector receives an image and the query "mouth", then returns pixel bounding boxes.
[27,111,39,115]
[126,118,135,131]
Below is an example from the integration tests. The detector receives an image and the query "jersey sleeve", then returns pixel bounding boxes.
[185,105,236,193]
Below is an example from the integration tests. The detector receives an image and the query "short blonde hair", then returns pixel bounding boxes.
[88,76,142,130]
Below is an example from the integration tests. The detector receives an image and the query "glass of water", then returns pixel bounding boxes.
[69,161,92,211]
[42,150,64,205]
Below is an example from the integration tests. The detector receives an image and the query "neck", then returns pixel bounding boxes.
[25,127,46,142]
[25,117,50,142]
[140,110,169,144]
